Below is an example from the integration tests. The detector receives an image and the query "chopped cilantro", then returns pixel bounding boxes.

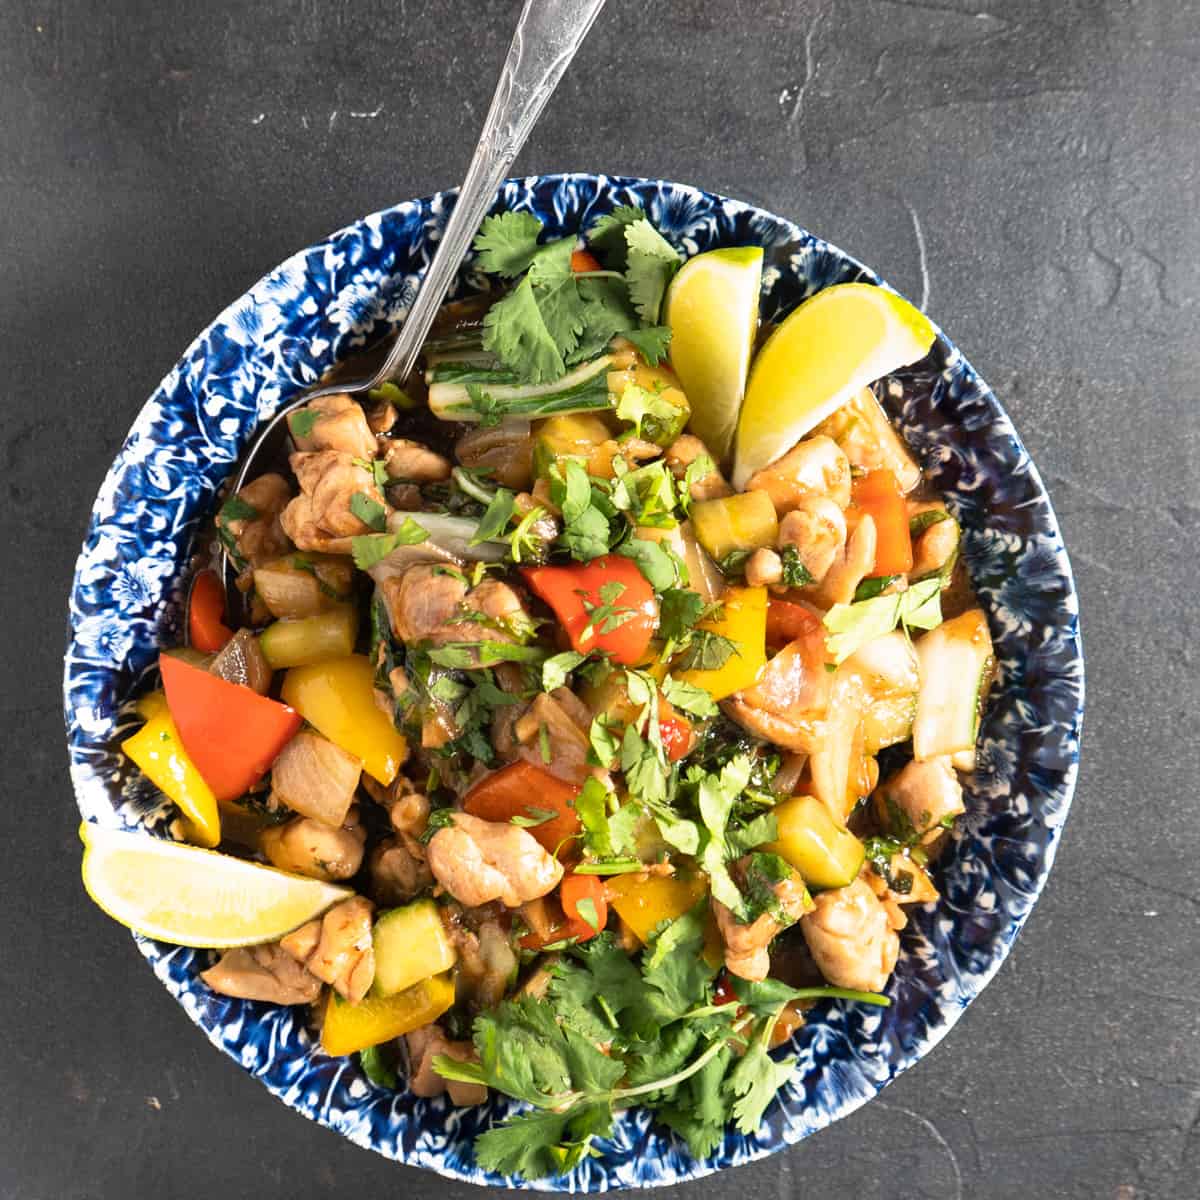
[218,495,258,524]
[853,574,901,601]
[822,577,943,664]
[350,518,429,569]
[616,382,678,440]
[350,490,388,532]
[661,674,719,718]
[541,650,585,693]
[511,806,559,829]
[289,409,319,439]
[472,487,516,545]
[473,210,545,277]
[779,545,814,588]
[623,325,673,366]
[673,629,738,673]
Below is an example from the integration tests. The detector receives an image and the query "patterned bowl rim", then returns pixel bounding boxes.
[63,172,1084,1190]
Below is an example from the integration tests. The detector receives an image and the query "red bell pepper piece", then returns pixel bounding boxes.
[159,654,302,801]
[463,761,582,857]
[570,248,603,274]
[522,556,658,666]
[188,570,233,653]
[560,873,608,943]
[852,469,913,576]
[766,598,824,651]
[658,701,694,762]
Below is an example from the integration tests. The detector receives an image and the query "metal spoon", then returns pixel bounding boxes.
[218,0,607,610]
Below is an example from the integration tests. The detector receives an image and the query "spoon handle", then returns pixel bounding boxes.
[378,0,608,384]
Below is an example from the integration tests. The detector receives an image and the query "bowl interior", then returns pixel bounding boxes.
[64,173,1083,1191]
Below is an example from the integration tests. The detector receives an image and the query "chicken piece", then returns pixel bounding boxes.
[800,877,899,993]
[201,942,322,1005]
[288,393,377,460]
[863,865,911,933]
[281,895,375,1004]
[289,450,386,538]
[216,473,292,568]
[269,730,361,828]
[455,419,534,491]
[451,918,518,1011]
[368,835,433,905]
[877,756,964,838]
[746,435,852,514]
[382,438,452,484]
[665,434,733,500]
[712,857,814,982]
[376,563,469,643]
[805,513,877,608]
[511,691,592,784]
[777,497,847,585]
[426,812,563,909]
[260,806,366,882]
[723,635,832,753]
[745,547,783,588]
[406,1024,488,1106]
[909,504,959,578]
[365,396,397,435]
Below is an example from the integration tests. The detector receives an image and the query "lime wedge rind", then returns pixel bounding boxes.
[731,282,936,489]
[80,822,352,948]
[665,245,764,465]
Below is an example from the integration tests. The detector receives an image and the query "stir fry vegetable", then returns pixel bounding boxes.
[104,202,994,1182]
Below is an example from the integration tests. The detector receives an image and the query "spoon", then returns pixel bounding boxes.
[216,0,607,614]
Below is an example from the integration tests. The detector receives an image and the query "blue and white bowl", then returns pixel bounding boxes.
[63,174,1084,1190]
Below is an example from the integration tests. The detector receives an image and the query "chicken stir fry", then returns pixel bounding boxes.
[117,207,993,1181]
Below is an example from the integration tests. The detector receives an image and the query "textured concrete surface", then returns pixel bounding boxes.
[2,1,1197,1197]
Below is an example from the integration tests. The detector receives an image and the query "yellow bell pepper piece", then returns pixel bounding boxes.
[122,691,220,848]
[320,971,455,1056]
[281,655,407,785]
[676,585,768,701]
[766,795,865,890]
[690,491,779,564]
[606,874,723,966]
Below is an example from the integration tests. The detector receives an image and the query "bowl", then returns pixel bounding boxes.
[63,173,1084,1190]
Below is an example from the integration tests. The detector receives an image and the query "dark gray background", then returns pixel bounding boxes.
[3,0,1195,1197]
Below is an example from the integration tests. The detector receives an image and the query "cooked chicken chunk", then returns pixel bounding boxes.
[746,436,852,514]
[260,807,366,881]
[801,877,899,993]
[269,730,361,828]
[216,473,292,568]
[455,419,535,490]
[510,691,592,784]
[281,451,386,552]
[723,636,831,753]
[280,895,375,1004]
[712,858,814,982]
[805,513,877,608]
[382,438,452,483]
[287,393,377,460]
[878,756,964,837]
[201,941,322,1005]
[909,504,959,578]
[665,434,733,500]
[368,835,433,905]
[406,1024,488,1106]
[777,497,847,585]
[744,547,783,587]
[426,813,563,909]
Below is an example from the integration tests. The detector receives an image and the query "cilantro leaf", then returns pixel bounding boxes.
[661,675,719,718]
[615,535,679,591]
[541,650,585,692]
[472,487,516,545]
[853,574,902,601]
[727,1041,796,1135]
[616,382,679,439]
[482,275,565,383]
[350,491,388,532]
[587,713,621,769]
[624,219,681,324]
[822,576,943,664]
[586,204,646,269]
[527,235,576,286]
[350,518,429,569]
[289,409,319,439]
[473,210,544,277]
[779,544,814,587]
[569,277,640,363]
[473,1105,613,1179]
[358,1044,396,1088]
[673,629,738,672]
[510,806,559,829]
[623,325,672,366]
[658,589,705,644]
[219,495,259,523]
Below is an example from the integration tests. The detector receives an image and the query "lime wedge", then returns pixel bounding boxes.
[664,245,763,465]
[79,823,352,948]
[732,283,935,489]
